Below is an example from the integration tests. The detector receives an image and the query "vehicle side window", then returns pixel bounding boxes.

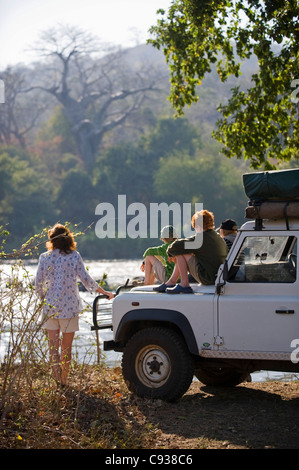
[228,236,297,283]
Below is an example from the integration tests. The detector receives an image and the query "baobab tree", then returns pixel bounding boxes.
[27,24,161,171]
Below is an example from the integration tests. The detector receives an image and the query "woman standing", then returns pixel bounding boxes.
[35,224,114,386]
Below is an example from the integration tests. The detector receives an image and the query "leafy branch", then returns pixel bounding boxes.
[0,222,94,259]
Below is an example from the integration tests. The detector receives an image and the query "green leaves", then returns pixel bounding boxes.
[0,146,57,246]
[149,0,299,168]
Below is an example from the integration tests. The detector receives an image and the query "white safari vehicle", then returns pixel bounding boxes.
[99,170,299,401]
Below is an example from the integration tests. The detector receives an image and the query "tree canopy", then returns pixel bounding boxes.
[2,23,297,258]
[149,0,299,168]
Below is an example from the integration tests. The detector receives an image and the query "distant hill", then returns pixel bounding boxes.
[121,42,259,136]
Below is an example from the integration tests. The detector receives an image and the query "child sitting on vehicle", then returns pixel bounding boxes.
[141,225,178,285]
[154,210,227,293]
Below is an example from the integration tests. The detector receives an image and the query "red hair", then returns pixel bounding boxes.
[191,210,215,231]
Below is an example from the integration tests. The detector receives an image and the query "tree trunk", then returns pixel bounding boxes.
[74,121,99,172]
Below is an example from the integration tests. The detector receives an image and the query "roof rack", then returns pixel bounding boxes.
[245,199,299,231]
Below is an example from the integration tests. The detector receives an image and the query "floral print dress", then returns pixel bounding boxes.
[35,249,99,319]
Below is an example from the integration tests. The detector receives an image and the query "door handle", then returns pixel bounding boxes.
[275,309,295,314]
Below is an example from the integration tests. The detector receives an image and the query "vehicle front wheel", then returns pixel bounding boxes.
[122,327,194,401]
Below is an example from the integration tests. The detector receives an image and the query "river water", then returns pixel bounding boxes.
[0,258,140,368]
[1,258,298,383]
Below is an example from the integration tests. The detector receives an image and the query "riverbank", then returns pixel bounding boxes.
[1,365,299,449]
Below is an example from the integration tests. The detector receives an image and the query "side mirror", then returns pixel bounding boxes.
[216,260,228,294]
[222,259,228,282]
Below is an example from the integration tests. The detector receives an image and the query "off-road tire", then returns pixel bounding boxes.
[122,327,194,401]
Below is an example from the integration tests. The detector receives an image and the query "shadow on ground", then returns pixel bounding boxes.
[134,381,299,449]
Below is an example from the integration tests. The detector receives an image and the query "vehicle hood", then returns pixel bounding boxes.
[129,284,215,295]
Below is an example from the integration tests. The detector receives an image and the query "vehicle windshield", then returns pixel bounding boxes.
[228,235,297,283]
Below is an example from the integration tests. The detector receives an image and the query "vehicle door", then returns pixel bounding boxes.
[217,232,298,354]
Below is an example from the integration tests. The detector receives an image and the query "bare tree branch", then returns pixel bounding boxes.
[25,24,161,170]
[0,68,47,147]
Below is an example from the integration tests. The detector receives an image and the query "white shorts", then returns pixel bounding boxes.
[152,259,167,283]
[43,316,79,333]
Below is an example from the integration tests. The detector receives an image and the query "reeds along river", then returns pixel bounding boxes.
[0,258,298,382]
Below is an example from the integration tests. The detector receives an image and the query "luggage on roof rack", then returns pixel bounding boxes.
[245,200,299,220]
[243,168,299,202]
[243,169,299,227]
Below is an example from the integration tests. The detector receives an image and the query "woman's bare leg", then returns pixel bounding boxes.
[47,329,61,382]
[60,332,75,385]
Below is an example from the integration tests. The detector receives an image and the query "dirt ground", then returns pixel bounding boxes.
[125,379,299,449]
[2,367,299,449]
[75,368,299,450]
[136,379,299,449]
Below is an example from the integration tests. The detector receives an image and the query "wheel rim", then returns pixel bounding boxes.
[135,345,171,388]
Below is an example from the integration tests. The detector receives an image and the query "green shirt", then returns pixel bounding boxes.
[167,230,227,285]
[143,242,175,280]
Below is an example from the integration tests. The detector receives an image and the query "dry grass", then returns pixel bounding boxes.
[1,364,299,449]
[0,365,159,449]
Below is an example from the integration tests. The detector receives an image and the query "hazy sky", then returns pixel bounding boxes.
[0,0,172,68]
